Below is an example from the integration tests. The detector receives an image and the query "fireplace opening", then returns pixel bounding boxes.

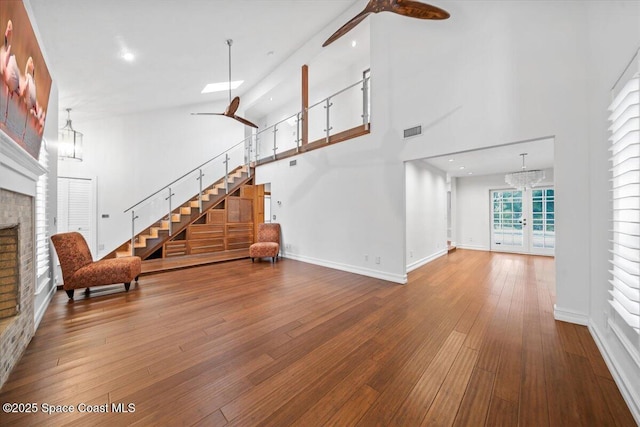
[0,224,20,320]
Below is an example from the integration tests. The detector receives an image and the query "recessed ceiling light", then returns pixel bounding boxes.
[468,172,473,175]
[459,166,465,170]
[121,51,135,62]
[201,80,244,94]
[448,158,454,162]
[269,97,273,101]
[351,40,357,48]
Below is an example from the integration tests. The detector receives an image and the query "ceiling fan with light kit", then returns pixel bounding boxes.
[192,39,258,128]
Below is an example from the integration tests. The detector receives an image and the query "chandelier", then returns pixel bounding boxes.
[59,108,83,161]
[505,153,544,189]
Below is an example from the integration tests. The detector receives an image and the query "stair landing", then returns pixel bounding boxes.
[140,249,250,275]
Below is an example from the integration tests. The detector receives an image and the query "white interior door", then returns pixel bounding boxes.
[57,177,96,256]
[491,187,555,255]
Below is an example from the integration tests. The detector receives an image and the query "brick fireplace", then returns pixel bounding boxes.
[0,132,45,387]
[0,224,20,320]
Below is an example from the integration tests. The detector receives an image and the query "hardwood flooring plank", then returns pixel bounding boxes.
[220,321,381,424]
[419,345,479,427]
[486,396,519,427]
[191,409,228,427]
[257,340,379,427]
[574,325,613,380]
[0,253,633,426]
[556,321,587,357]
[566,352,617,426]
[596,376,637,427]
[453,367,495,427]
[325,385,379,427]
[387,330,467,427]
[290,357,379,427]
[492,265,524,403]
[518,262,550,427]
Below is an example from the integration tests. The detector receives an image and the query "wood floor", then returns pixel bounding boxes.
[0,250,635,426]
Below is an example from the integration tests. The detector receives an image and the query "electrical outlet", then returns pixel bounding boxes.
[410,251,413,258]
[365,254,368,261]
[98,244,105,250]
[375,256,380,264]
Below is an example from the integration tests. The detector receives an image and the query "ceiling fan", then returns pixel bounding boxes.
[192,39,258,128]
[323,0,450,47]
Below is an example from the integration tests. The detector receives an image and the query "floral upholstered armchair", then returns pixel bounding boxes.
[51,232,141,299]
[249,223,281,263]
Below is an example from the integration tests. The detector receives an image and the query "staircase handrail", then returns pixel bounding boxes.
[255,76,370,134]
[126,74,371,214]
[254,111,301,138]
[123,135,252,213]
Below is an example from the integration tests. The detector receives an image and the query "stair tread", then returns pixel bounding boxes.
[122,166,252,260]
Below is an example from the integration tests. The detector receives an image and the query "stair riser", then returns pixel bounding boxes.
[126,170,251,260]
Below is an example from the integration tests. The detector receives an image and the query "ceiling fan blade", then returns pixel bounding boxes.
[390,0,450,20]
[232,115,259,129]
[191,112,224,116]
[322,9,372,47]
[224,96,241,116]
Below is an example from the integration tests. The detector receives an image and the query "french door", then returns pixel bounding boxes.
[490,187,555,256]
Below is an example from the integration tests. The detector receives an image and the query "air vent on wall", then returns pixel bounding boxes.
[403,125,422,139]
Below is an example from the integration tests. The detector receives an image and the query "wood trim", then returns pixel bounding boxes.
[255,124,371,167]
[140,249,249,274]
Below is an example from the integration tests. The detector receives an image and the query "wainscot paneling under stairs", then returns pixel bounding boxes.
[105,166,265,273]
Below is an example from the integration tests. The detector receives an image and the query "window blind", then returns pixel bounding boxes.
[35,140,49,278]
[608,66,640,335]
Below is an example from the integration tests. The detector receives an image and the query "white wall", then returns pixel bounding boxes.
[584,1,640,421]
[58,100,244,258]
[370,1,591,321]
[255,133,406,283]
[251,0,591,287]
[405,160,447,271]
[456,169,554,251]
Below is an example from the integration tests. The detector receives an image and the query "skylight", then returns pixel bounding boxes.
[201,80,244,94]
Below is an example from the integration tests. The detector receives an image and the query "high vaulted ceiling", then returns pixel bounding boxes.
[28,0,360,122]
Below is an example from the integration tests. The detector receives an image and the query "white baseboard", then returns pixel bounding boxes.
[553,305,589,325]
[456,244,489,251]
[282,253,407,284]
[589,322,640,425]
[33,282,56,330]
[407,249,447,273]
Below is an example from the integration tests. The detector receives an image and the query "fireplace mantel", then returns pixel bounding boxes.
[0,131,46,196]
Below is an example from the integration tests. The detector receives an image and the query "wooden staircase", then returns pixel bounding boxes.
[106,165,258,263]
